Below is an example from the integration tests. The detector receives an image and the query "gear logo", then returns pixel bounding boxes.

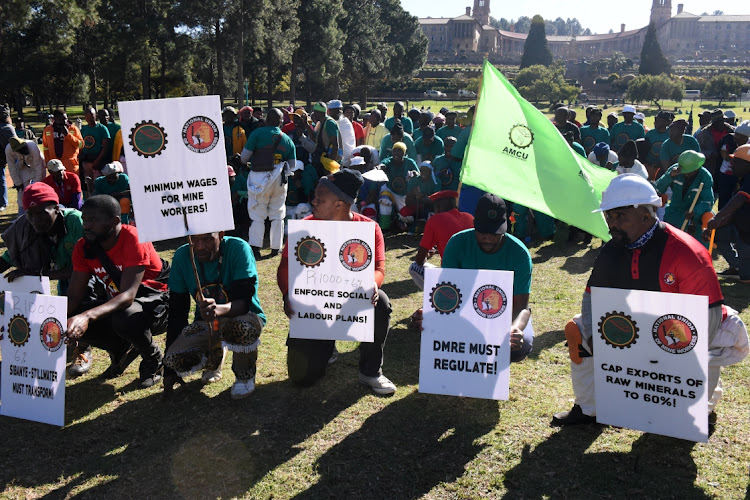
[295,236,326,267]
[391,176,406,192]
[129,120,167,158]
[339,239,372,272]
[652,314,698,354]
[430,282,462,315]
[473,284,507,319]
[40,318,64,352]
[599,312,639,348]
[509,124,534,149]
[8,314,30,347]
[182,116,219,153]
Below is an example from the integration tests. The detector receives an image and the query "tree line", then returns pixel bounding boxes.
[0,0,428,113]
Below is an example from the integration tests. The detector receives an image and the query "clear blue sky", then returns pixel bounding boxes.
[400,0,747,35]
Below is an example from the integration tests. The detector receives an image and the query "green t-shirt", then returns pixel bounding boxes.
[414,135,444,162]
[80,122,111,158]
[436,125,462,141]
[407,173,439,197]
[379,134,417,162]
[579,125,610,153]
[432,154,462,191]
[243,126,296,167]
[381,156,419,196]
[659,135,701,166]
[452,125,472,159]
[168,236,266,325]
[442,229,532,297]
[94,173,130,196]
[610,121,645,151]
[645,129,670,166]
[384,116,414,135]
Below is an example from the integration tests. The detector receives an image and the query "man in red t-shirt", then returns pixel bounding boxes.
[66,195,168,387]
[408,190,474,290]
[41,159,83,209]
[277,169,395,394]
[344,104,365,147]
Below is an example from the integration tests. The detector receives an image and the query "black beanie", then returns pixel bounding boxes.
[619,140,638,159]
[391,120,404,135]
[331,168,364,200]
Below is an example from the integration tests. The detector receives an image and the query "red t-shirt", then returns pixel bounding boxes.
[281,122,296,134]
[72,225,166,297]
[419,208,474,260]
[42,173,81,206]
[352,121,365,141]
[277,212,385,295]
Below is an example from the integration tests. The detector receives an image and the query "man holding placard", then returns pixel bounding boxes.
[163,232,265,399]
[277,169,396,395]
[65,195,169,387]
[441,193,534,361]
[553,174,749,427]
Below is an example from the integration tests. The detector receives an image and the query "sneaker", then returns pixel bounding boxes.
[201,368,223,384]
[328,346,339,365]
[67,346,93,376]
[359,372,396,395]
[551,404,596,426]
[231,377,256,399]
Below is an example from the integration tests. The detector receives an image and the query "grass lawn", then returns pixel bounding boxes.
[0,159,749,498]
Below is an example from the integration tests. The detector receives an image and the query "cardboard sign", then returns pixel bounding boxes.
[1,292,67,426]
[288,219,376,341]
[419,267,513,400]
[591,287,709,442]
[0,275,51,335]
[118,95,234,242]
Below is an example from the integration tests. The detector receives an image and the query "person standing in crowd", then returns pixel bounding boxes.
[610,105,645,153]
[42,159,83,209]
[414,127,444,164]
[553,107,581,144]
[5,136,45,215]
[384,101,414,135]
[606,112,619,133]
[79,107,111,194]
[98,109,122,163]
[344,104,365,147]
[14,116,36,141]
[436,110,461,142]
[223,106,247,160]
[717,121,750,210]
[42,108,83,176]
[364,109,387,149]
[579,107,610,156]
[311,101,341,172]
[644,110,673,178]
[695,109,734,178]
[238,106,259,136]
[660,119,701,175]
[0,104,18,211]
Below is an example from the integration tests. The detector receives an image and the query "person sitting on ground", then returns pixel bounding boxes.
[379,120,416,161]
[433,136,462,191]
[655,150,714,247]
[0,183,83,296]
[402,161,439,227]
[65,195,169,387]
[615,140,649,179]
[163,231,265,399]
[436,110,461,142]
[41,159,83,209]
[414,126,444,164]
[441,193,535,362]
[94,161,131,223]
[378,141,419,232]
[587,142,618,170]
[277,168,396,395]
[553,174,748,427]
[5,136,46,215]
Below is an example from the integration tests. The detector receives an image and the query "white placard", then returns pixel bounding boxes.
[288,219,376,341]
[0,275,51,335]
[419,267,513,400]
[118,95,234,242]
[591,287,709,442]
[1,292,67,426]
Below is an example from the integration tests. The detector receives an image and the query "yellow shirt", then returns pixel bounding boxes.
[364,123,387,149]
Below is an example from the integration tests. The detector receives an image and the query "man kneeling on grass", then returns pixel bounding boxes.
[163,232,265,399]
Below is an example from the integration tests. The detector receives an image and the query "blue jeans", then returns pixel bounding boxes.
[0,165,7,207]
[717,225,750,280]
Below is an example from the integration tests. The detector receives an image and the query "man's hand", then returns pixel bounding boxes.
[66,313,90,342]
[510,328,523,351]
[685,211,694,221]
[5,269,28,282]
[283,294,294,318]
[371,283,379,306]
[199,297,219,322]
[670,166,681,178]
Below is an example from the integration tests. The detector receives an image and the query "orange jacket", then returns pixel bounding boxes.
[42,124,84,174]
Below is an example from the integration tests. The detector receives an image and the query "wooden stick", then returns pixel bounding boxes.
[708,229,716,255]
[681,182,704,231]
[182,214,219,347]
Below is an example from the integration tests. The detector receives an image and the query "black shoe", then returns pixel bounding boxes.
[139,355,164,388]
[101,345,139,379]
[251,246,261,259]
[269,249,279,258]
[551,404,596,426]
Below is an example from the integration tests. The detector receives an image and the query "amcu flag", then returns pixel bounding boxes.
[461,61,616,240]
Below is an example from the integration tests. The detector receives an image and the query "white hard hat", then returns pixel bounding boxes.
[593,173,662,212]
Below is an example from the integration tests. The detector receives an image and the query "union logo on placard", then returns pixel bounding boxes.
[8,314,30,347]
[40,318,64,352]
[598,311,639,348]
[339,239,372,272]
[182,116,219,153]
[430,282,462,315]
[473,284,507,319]
[295,236,326,268]
[129,120,168,158]
[652,314,698,354]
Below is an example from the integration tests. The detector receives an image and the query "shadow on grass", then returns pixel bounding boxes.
[381,277,419,301]
[0,374,369,498]
[502,426,710,498]
[293,392,500,499]
[718,279,750,314]
[526,329,565,360]
[560,245,599,275]
[532,240,583,265]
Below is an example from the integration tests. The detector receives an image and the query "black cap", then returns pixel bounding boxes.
[656,110,673,120]
[391,120,404,135]
[474,194,508,235]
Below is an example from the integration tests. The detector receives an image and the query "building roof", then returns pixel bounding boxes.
[419,17,451,25]
[673,11,700,19]
[452,14,477,22]
[697,15,750,23]
[495,27,644,43]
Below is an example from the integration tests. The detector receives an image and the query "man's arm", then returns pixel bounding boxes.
[92,138,111,169]
[705,192,749,236]
[240,148,253,164]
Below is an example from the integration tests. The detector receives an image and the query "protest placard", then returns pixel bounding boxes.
[591,287,709,442]
[1,292,67,426]
[0,275,51,334]
[419,267,513,400]
[287,219,375,342]
[118,95,234,242]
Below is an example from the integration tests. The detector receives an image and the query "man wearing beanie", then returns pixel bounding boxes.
[277,168,396,395]
[379,120,416,161]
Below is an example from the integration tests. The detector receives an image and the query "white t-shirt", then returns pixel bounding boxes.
[616,159,649,179]
[587,150,618,168]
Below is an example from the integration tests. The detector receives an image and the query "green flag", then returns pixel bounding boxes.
[461,61,616,241]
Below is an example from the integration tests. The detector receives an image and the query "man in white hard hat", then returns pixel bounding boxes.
[552,174,748,428]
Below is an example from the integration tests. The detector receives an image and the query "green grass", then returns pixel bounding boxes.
[1,169,749,499]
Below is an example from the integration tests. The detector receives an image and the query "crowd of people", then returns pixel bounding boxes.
[0,97,747,427]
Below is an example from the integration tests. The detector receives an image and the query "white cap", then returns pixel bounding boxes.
[46,159,65,173]
[593,173,662,212]
[622,105,637,114]
[101,161,124,176]
[350,156,366,167]
[734,120,750,136]
[634,112,645,120]
[327,100,343,110]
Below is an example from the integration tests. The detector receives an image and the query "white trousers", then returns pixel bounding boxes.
[247,176,287,250]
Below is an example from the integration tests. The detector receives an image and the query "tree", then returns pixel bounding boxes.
[704,74,744,105]
[520,15,552,69]
[712,10,724,15]
[639,23,671,75]
[626,74,685,109]
[515,64,579,105]
[489,17,510,30]
[514,16,532,34]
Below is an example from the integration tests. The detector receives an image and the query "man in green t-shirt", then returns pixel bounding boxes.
[442,193,534,362]
[644,110,673,177]
[94,161,131,223]
[436,110,462,141]
[659,119,701,175]
[384,101,414,135]
[378,142,419,231]
[311,101,341,173]
[610,105,645,152]
[579,107,610,155]
[414,127,444,163]
[79,107,111,193]
[164,232,265,399]
[379,120,416,161]
[433,137,462,191]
